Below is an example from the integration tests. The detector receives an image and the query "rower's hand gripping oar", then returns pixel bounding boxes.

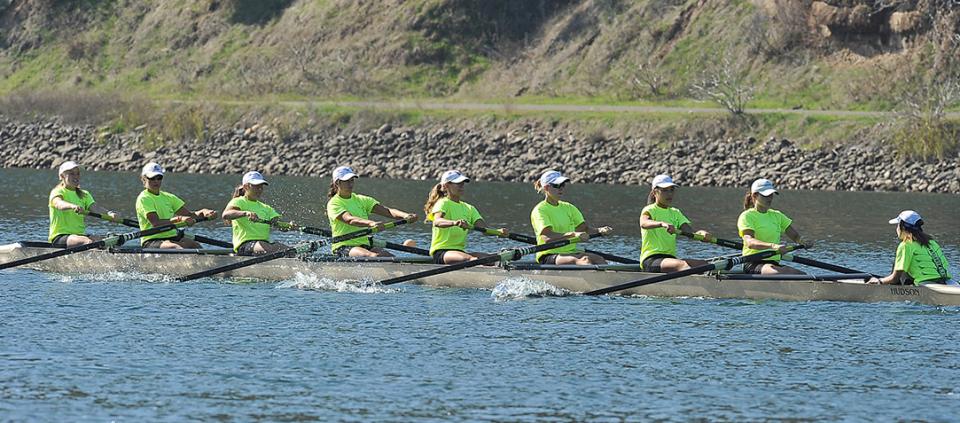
[0,217,211,271]
[680,231,876,276]
[471,227,640,265]
[379,238,575,286]
[85,211,233,249]
[585,245,805,296]
[273,220,431,256]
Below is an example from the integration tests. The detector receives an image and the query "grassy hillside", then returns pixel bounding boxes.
[1,0,958,157]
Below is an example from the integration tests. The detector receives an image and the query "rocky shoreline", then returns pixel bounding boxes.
[2,117,958,193]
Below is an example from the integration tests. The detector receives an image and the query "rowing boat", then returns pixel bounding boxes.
[2,242,958,305]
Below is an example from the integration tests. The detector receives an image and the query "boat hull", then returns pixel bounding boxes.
[1,243,957,305]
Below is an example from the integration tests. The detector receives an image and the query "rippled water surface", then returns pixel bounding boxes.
[1,168,959,421]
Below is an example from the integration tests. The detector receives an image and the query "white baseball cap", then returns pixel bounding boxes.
[440,170,470,184]
[242,171,268,185]
[332,166,358,181]
[750,178,778,196]
[539,170,570,186]
[141,162,165,178]
[651,174,678,189]
[58,161,80,175]
[889,210,922,226]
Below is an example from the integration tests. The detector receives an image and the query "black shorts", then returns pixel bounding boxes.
[742,260,781,274]
[432,249,464,264]
[236,240,267,256]
[51,234,76,248]
[538,254,559,265]
[641,254,676,273]
[142,232,185,248]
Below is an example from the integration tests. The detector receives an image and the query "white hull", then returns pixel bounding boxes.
[2,243,957,305]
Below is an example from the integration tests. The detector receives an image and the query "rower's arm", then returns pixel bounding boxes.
[222,205,249,221]
[679,223,712,242]
[742,229,780,251]
[784,225,813,248]
[146,211,176,227]
[337,211,379,228]
[877,269,905,285]
[431,211,466,229]
[577,222,612,238]
[640,212,675,234]
[540,225,587,243]
[51,196,83,212]
[88,203,119,220]
[372,204,417,223]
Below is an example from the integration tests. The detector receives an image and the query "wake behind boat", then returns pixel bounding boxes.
[2,241,957,306]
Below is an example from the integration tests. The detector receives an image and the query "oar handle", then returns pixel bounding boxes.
[680,231,744,250]
[177,240,323,282]
[370,238,431,256]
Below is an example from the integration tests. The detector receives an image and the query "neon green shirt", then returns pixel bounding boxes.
[530,200,584,261]
[894,239,952,285]
[326,193,379,252]
[136,190,186,244]
[640,203,691,266]
[227,196,281,252]
[737,208,792,261]
[48,185,96,242]
[428,197,483,255]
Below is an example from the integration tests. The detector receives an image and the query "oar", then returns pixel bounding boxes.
[680,231,874,275]
[177,241,323,282]
[584,245,805,296]
[274,220,430,256]
[1,218,207,271]
[472,227,640,264]
[380,238,574,286]
[86,211,233,249]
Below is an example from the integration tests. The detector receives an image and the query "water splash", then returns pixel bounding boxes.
[275,272,399,294]
[491,277,570,301]
[53,271,175,284]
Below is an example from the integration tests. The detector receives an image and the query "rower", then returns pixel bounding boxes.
[639,174,713,272]
[135,162,217,249]
[48,161,120,247]
[870,210,954,285]
[326,166,417,257]
[423,170,508,264]
[737,178,813,275]
[530,170,612,265]
[222,171,292,255]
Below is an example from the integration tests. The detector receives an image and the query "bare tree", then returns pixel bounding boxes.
[690,55,756,115]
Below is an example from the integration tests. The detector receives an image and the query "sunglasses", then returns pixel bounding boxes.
[147,175,163,181]
[549,182,567,189]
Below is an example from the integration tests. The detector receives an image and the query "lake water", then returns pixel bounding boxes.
[1,167,958,421]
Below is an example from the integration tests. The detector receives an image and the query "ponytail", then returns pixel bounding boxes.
[423,183,447,217]
[900,222,932,247]
[533,180,544,192]
[647,189,657,205]
[742,190,755,210]
[328,181,338,198]
[233,185,245,198]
